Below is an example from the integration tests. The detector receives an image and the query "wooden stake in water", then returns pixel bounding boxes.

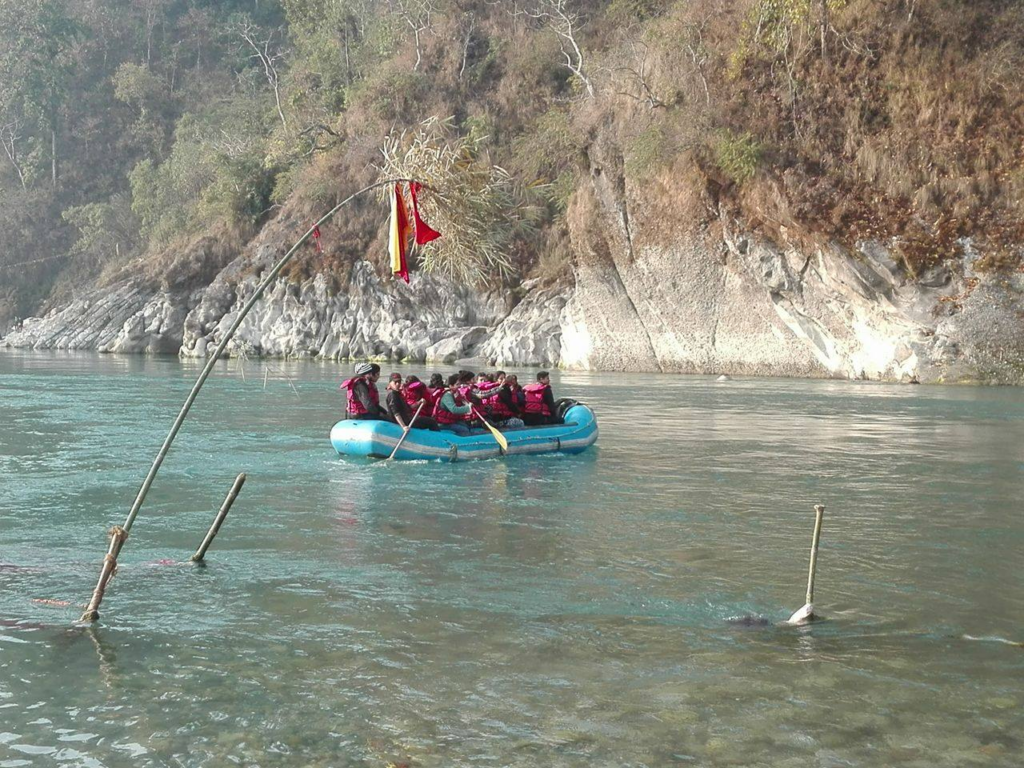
[787,504,825,625]
[79,526,128,623]
[77,177,417,622]
[190,474,246,563]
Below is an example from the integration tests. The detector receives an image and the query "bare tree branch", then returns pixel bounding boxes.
[526,0,595,98]
[0,119,27,189]
[388,0,439,72]
[239,21,288,132]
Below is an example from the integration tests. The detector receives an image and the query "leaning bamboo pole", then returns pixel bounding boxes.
[79,178,414,623]
[190,473,246,563]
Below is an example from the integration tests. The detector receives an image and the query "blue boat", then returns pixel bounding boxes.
[330,404,599,461]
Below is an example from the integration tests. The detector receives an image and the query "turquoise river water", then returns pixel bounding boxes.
[1,351,1022,767]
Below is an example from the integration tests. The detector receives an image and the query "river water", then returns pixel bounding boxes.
[0,351,1021,767]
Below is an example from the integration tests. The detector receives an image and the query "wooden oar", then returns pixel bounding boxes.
[387,401,425,461]
[472,407,508,453]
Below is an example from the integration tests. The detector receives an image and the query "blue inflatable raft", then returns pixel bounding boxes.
[330,404,599,461]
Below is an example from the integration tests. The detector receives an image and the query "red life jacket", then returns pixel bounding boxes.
[523,382,552,416]
[489,387,517,420]
[403,382,429,408]
[428,386,445,404]
[434,389,468,424]
[341,376,380,417]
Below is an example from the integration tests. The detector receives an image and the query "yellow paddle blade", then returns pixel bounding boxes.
[485,419,509,452]
[474,408,508,452]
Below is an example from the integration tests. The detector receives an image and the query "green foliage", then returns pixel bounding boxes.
[715,131,763,184]
[62,194,140,262]
[625,124,668,179]
[350,68,429,121]
[130,99,275,242]
[748,0,850,55]
[607,0,666,23]
[113,62,175,155]
[511,107,579,182]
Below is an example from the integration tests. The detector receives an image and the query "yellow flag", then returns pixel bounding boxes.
[389,184,410,282]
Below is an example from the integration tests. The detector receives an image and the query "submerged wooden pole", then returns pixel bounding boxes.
[78,177,415,622]
[79,526,128,623]
[190,473,246,563]
[787,504,825,625]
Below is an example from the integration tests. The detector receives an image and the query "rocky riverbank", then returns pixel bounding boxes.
[6,148,1024,383]
[5,224,1023,383]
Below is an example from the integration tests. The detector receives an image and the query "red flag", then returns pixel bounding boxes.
[312,225,324,254]
[389,184,411,283]
[409,181,442,245]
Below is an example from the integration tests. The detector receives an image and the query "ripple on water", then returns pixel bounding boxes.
[1,353,1023,766]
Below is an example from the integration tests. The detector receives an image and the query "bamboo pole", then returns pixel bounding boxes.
[78,177,415,622]
[786,504,825,625]
[805,504,825,605]
[79,526,128,623]
[190,473,246,563]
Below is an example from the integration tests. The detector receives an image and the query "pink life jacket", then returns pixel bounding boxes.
[341,376,379,417]
[523,382,552,416]
[434,389,468,425]
[403,381,429,408]
[489,386,517,420]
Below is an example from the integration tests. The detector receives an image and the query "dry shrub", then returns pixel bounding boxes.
[377,117,543,283]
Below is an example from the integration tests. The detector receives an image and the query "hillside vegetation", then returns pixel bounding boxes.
[2,0,1022,328]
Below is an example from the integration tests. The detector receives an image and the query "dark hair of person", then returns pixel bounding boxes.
[406,374,420,385]
[369,363,381,375]
[495,371,506,378]
[429,373,443,388]
[447,373,460,387]
[458,371,475,384]
[537,371,549,381]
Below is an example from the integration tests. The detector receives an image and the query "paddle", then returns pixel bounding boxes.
[387,401,425,461]
[472,407,508,453]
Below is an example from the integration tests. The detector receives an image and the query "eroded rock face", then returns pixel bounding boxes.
[0,281,192,354]
[179,258,508,363]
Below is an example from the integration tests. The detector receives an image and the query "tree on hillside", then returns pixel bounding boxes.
[388,0,441,72]
[526,0,595,97]
[0,0,82,187]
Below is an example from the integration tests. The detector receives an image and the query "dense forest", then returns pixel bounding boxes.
[2,0,1023,329]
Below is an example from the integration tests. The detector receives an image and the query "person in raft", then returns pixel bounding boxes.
[385,373,440,431]
[427,373,446,404]
[434,373,474,436]
[522,370,558,426]
[342,362,388,420]
[402,375,434,412]
[488,373,525,429]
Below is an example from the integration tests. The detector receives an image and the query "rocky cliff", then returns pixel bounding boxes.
[6,149,1024,384]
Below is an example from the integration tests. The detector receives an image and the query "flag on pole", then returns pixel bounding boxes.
[389,184,411,283]
[409,181,442,245]
[312,225,323,254]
